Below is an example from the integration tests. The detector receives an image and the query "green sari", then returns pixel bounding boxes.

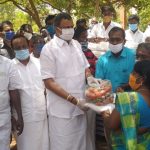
[111,92,150,150]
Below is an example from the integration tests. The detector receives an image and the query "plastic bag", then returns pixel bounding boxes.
[85,79,114,105]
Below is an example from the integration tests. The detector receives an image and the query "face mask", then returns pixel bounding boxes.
[80,41,88,51]
[59,28,74,41]
[35,43,44,53]
[15,49,30,60]
[129,74,142,90]
[103,16,112,23]
[109,43,123,54]
[47,25,55,38]
[129,24,138,31]
[5,31,15,41]
[24,32,32,40]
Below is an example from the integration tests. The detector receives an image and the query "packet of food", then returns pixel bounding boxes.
[85,79,113,105]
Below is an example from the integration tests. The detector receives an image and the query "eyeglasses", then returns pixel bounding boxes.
[109,38,123,43]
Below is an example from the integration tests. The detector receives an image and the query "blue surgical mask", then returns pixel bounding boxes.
[129,24,138,31]
[80,41,88,51]
[47,25,55,38]
[5,31,15,41]
[35,43,44,53]
[15,49,29,60]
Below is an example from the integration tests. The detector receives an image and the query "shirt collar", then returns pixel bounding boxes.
[13,56,33,65]
[129,29,140,34]
[53,35,74,47]
[108,47,127,58]
[102,21,113,27]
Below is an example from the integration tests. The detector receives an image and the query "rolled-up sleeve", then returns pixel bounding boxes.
[40,44,56,80]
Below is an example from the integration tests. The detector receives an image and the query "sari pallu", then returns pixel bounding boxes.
[111,92,150,150]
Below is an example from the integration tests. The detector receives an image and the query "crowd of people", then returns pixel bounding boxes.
[1,5,150,150]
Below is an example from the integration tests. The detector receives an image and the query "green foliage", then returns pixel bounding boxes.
[0,0,150,32]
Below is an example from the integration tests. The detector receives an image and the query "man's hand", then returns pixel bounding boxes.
[87,76,100,87]
[12,116,24,136]
[77,99,89,111]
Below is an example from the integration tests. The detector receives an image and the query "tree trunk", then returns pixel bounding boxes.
[95,0,100,19]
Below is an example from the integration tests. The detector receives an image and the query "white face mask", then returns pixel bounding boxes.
[109,43,123,54]
[59,28,74,41]
[24,32,32,40]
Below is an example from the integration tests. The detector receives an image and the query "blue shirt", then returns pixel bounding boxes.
[95,47,135,92]
[138,94,150,128]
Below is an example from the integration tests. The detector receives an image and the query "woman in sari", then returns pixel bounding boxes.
[107,60,150,150]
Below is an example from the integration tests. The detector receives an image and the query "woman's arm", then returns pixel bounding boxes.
[107,109,121,130]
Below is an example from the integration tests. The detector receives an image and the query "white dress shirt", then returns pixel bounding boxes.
[88,21,121,39]
[143,25,150,41]
[40,35,89,118]
[0,55,21,126]
[125,29,144,50]
[13,56,47,122]
[88,21,121,53]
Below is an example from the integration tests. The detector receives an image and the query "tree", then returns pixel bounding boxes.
[0,0,49,28]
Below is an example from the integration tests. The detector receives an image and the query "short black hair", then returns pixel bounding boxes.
[40,27,46,33]
[31,34,44,44]
[74,26,87,39]
[76,19,86,26]
[134,60,150,89]
[2,20,13,26]
[109,27,125,39]
[11,34,29,49]
[20,24,32,32]
[54,12,72,27]
[137,43,150,53]
[128,15,140,23]
[45,14,56,25]
[1,20,13,30]
[101,5,113,14]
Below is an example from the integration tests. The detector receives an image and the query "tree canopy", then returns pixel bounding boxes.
[0,0,150,31]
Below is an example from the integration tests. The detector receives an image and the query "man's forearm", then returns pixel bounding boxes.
[9,90,23,120]
[44,78,78,105]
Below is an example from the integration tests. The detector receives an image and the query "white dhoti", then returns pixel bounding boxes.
[86,110,96,150]
[48,114,87,150]
[0,121,11,150]
[17,119,49,150]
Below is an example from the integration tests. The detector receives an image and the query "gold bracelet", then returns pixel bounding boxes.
[76,99,79,105]
[66,94,71,101]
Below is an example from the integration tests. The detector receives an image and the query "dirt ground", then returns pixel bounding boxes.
[10,135,108,150]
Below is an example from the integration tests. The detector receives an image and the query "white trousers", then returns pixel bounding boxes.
[86,110,96,150]
[0,121,11,150]
[17,119,49,150]
[48,114,88,150]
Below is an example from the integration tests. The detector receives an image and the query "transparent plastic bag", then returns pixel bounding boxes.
[85,79,114,105]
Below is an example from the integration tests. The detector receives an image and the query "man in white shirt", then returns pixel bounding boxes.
[125,15,143,50]
[40,12,98,150]
[0,55,23,150]
[143,23,150,41]
[88,6,121,55]
[11,35,49,150]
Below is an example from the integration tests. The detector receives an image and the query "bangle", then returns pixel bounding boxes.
[76,99,79,105]
[66,94,71,101]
